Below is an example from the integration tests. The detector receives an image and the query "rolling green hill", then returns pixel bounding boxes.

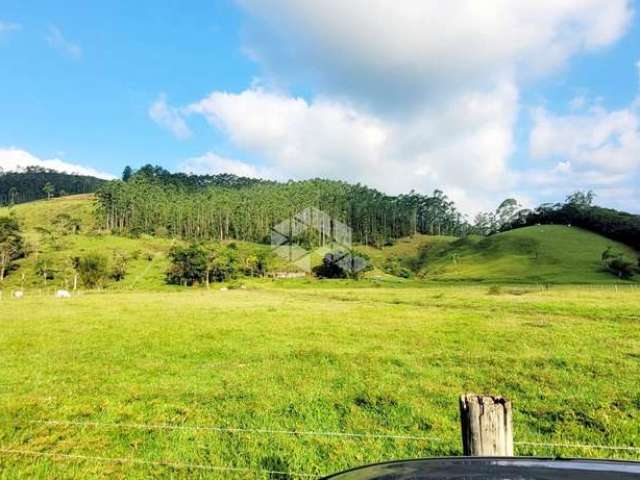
[1,196,638,289]
[0,195,174,290]
[417,225,639,283]
[0,195,296,291]
[356,226,639,283]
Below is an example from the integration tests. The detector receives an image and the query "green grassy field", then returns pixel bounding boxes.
[1,283,640,478]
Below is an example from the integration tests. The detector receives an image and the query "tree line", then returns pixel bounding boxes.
[0,167,105,205]
[96,165,469,246]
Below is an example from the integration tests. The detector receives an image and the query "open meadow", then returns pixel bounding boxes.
[1,282,640,478]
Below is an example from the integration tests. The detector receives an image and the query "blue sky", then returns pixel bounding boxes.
[1,1,639,213]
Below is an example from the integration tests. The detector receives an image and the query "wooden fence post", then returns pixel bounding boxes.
[459,394,513,456]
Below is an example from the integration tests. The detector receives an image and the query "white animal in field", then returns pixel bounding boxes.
[55,290,71,298]
[13,291,24,299]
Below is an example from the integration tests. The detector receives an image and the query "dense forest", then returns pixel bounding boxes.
[0,167,105,205]
[96,165,469,246]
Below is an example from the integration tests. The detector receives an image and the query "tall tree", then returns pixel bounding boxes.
[95,169,470,245]
[122,166,133,182]
[0,216,25,282]
[42,182,55,200]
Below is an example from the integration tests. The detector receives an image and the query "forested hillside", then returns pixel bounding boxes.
[96,165,469,246]
[0,167,105,205]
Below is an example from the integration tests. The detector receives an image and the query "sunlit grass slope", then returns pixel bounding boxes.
[358,234,456,276]
[0,195,175,290]
[419,225,639,283]
[0,194,96,232]
[0,195,302,291]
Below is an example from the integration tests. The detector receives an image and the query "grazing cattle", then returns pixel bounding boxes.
[13,291,24,299]
[55,290,72,298]
[220,287,229,292]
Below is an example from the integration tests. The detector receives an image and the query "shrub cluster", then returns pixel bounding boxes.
[166,243,271,286]
[313,248,372,280]
[601,247,637,279]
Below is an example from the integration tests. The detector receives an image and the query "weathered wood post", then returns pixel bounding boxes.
[459,394,513,456]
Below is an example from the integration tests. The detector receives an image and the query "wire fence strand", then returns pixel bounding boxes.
[28,419,446,442]
[515,441,640,453]
[4,420,640,478]
[26,419,640,454]
[0,448,319,478]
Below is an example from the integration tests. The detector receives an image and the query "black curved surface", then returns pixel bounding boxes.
[322,457,640,479]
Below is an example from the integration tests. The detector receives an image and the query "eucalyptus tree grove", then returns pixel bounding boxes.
[96,167,469,246]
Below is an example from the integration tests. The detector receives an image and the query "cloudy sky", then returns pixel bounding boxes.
[1,1,639,214]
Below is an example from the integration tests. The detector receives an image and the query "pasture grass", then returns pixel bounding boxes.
[419,225,639,283]
[1,283,640,478]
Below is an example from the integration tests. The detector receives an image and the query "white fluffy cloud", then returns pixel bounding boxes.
[530,104,640,174]
[187,83,518,209]
[149,94,192,139]
[237,0,631,107]
[188,89,389,181]
[523,92,640,211]
[0,148,115,179]
[156,1,635,213]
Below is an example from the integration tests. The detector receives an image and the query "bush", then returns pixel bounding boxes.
[166,244,208,286]
[78,253,109,288]
[383,255,413,278]
[313,248,372,280]
[52,213,82,235]
[207,244,239,283]
[110,251,128,281]
[166,243,239,286]
[605,256,636,279]
[242,250,271,277]
[601,247,636,279]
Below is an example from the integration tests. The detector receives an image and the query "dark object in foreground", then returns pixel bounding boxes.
[322,457,640,479]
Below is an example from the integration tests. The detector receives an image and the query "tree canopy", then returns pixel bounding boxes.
[96,166,469,246]
[0,167,105,205]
